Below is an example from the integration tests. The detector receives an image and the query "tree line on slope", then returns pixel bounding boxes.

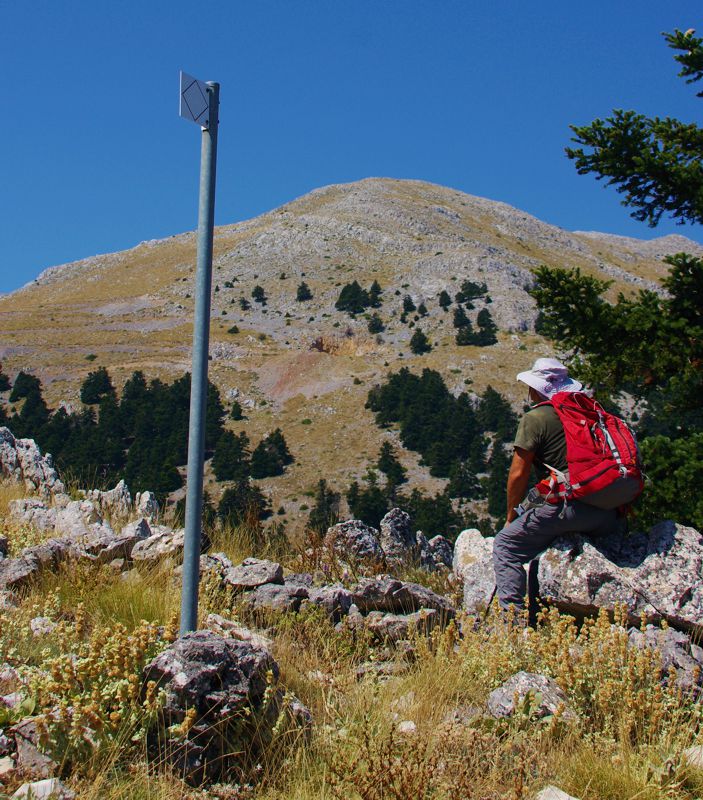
[0,369,294,518]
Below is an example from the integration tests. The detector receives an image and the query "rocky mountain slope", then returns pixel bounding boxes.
[1,178,701,529]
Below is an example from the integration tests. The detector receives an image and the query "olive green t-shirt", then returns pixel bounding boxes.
[513,404,567,481]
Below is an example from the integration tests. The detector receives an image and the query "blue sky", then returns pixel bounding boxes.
[2,1,701,294]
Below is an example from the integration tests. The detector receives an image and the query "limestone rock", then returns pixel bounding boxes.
[30,617,56,637]
[135,490,159,520]
[378,508,415,563]
[142,630,280,783]
[11,778,75,799]
[628,625,703,688]
[130,527,185,563]
[453,529,497,613]
[239,582,308,614]
[351,575,455,618]
[205,613,273,650]
[304,584,353,622]
[534,788,580,800]
[425,534,453,570]
[8,499,57,532]
[9,718,58,778]
[324,519,383,565]
[198,552,235,580]
[83,479,132,519]
[538,521,703,633]
[364,609,439,642]
[223,558,283,591]
[487,672,575,720]
[0,428,66,499]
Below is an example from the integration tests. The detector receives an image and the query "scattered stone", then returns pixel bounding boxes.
[0,427,66,499]
[11,778,75,799]
[352,576,455,618]
[304,584,353,622]
[628,625,703,688]
[120,517,151,540]
[487,672,575,721]
[283,572,314,588]
[29,617,56,637]
[0,755,14,778]
[223,558,284,591]
[205,613,273,651]
[9,718,58,778]
[538,521,703,633]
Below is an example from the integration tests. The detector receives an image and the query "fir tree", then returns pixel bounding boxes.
[212,431,251,482]
[368,280,383,307]
[475,308,498,345]
[252,285,267,305]
[218,480,271,527]
[307,479,340,535]
[409,329,431,354]
[367,313,384,334]
[345,472,388,528]
[402,295,416,314]
[335,281,370,314]
[452,305,470,329]
[438,290,452,310]
[230,400,244,420]
[376,441,407,487]
[250,428,294,478]
[8,372,41,402]
[296,281,313,301]
[485,442,510,519]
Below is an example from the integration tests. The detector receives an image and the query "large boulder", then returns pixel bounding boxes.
[538,521,703,633]
[142,631,283,783]
[0,428,66,499]
[238,582,309,615]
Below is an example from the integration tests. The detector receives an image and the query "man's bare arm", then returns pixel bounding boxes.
[505,446,535,523]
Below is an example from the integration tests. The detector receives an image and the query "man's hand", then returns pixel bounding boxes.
[505,447,535,523]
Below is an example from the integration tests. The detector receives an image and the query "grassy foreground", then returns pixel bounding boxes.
[1,483,703,799]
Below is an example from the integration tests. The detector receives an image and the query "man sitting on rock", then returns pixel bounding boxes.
[492,358,617,616]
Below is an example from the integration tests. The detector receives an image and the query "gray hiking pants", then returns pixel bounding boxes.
[493,501,617,610]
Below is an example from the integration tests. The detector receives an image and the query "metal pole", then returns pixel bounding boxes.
[180,82,219,634]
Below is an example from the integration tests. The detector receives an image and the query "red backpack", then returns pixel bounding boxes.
[535,391,644,511]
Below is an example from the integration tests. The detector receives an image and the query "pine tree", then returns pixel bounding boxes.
[296,281,313,301]
[230,400,244,420]
[447,460,483,500]
[417,302,428,317]
[438,290,452,310]
[8,372,41,402]
[409,329,431,354]
[345,472,388,528]
[455,323,475,346]
[486,441,510,520]
[250,428,294,478]
[402,295,416,314]
[0,373,10,392]
[218,480,271,527]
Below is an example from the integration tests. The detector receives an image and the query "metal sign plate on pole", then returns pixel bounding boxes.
[180,70,211,129]
[179,71,220,634]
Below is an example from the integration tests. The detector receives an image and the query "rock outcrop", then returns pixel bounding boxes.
[0,428,66,500]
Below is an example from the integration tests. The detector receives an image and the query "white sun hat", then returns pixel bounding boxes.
[516,357,582,398]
